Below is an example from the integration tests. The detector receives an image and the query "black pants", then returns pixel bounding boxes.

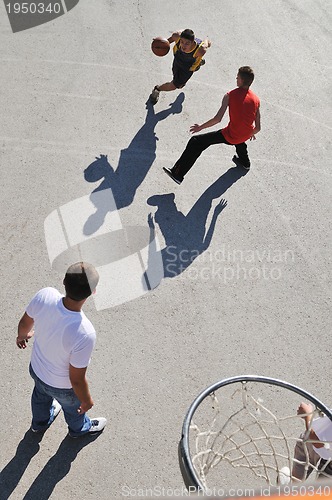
[174,130,250,178]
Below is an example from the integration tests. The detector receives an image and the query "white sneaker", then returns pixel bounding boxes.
[89,417,107,434]
[277,466,291,485]
[52,399,62,419]
[69,417,107,438]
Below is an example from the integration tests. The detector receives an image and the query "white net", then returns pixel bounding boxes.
[188,381,332,491]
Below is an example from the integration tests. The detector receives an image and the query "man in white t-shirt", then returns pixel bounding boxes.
[293,402,332,479]
[17,262,107,438]
[279,402,332,483]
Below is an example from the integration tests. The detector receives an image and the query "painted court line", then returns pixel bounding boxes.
[2,57,331,129]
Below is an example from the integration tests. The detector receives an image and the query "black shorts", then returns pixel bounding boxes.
[172,60,193,88]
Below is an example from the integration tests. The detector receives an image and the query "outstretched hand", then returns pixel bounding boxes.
[148,212,155,229]
[214,198,228,216]
[297,402,313,417]
[190,123,202,134]
[16,330,34,349]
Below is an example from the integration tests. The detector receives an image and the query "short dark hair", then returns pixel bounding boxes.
[180,29,195,41]
[238,66,255,87]
[64,262,99,301]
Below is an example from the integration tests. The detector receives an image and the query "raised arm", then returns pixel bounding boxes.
[196,38,212,58]
[297,402,314,430]
[190,93,229,134]
[297,402,324,448]
[167,30,182,44]
[203,199,228,249]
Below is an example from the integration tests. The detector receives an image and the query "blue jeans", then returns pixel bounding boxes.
[29,364,92,437]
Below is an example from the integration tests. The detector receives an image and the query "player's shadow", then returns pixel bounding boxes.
[0,429,44,499]
[83,93,185,236]
[146,166,247,279]
[0,429,101,500]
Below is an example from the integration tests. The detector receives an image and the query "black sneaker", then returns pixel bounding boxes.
[163,167,183,185]
[232,155,250,170]
[149,86,160,105]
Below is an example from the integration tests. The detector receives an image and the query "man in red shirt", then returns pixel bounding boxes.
[163,66,261,184]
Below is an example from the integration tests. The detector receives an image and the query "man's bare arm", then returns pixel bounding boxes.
[69,365,94,414]
[17,312,34,349]
[250,106,261,140]
[196,38,212,57]
[190,94,229,134]
[167,30,182,44]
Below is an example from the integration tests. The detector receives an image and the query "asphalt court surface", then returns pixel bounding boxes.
[0,0,331,498]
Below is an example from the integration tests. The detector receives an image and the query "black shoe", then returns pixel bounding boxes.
[232,155,250,170]
[163,167,183,185]
[149,86,160,105]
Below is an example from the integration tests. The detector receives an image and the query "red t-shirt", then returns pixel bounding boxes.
[222,87,260,144]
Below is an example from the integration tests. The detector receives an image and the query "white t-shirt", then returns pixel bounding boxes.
[27,287,96,389]
[312,416,332,460]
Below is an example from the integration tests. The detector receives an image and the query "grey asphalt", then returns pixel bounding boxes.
[0,0,331,498]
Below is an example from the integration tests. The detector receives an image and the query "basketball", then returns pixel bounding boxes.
[151,37,170,57]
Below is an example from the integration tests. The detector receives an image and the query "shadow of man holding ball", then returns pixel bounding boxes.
[83,92,185,236]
